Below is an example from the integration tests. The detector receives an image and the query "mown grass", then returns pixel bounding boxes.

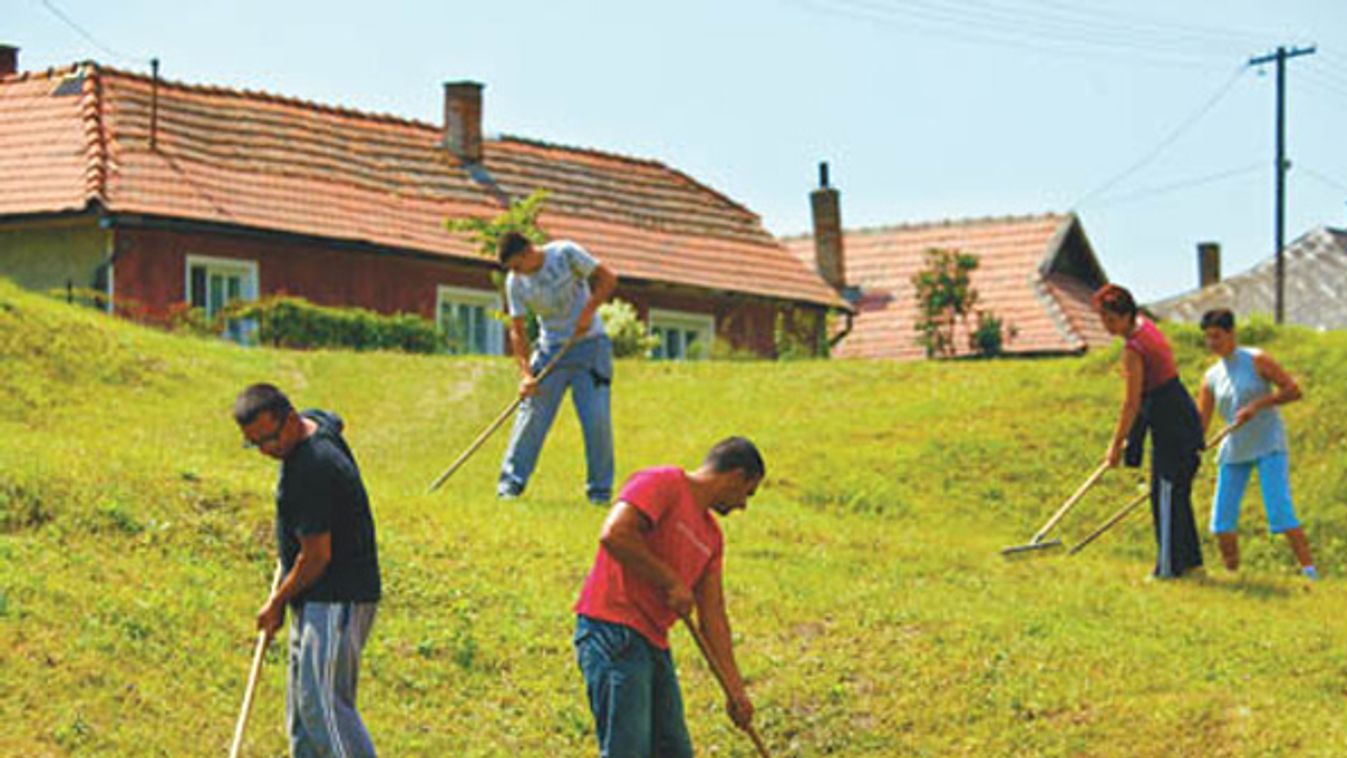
[1,278,1345,757]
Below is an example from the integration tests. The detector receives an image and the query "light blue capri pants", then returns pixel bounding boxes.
[1210,450,1301,534]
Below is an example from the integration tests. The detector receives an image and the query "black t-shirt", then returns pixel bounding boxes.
[276,409,381,606]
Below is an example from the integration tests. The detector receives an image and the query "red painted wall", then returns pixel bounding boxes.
[111,226,827,358]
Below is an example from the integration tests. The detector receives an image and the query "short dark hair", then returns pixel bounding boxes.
[233,383,294,426]
[1200,308,1235,332]
[1092,283,1137,317]
[497,231,532,265]
[703,436,766,481]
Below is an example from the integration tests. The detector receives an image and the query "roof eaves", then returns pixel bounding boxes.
[1030,272,1086,352]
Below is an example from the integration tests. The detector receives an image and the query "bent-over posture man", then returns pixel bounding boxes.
[496,231,619,504]
[1197,308,1318,579]
[573,437,762,757]
[235,383,381,757]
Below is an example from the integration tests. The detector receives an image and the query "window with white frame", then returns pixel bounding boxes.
[648,309,715,361]
[186,255,258,343]
[437,285,505,355]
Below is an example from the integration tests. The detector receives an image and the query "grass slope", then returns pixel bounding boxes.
[2,279,1346,757]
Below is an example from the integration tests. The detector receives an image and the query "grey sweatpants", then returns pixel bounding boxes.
[287,601,378,758]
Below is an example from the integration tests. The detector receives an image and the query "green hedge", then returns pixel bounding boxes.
[223,296,443,353]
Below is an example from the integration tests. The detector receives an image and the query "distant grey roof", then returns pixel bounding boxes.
[1149,226,1347,330]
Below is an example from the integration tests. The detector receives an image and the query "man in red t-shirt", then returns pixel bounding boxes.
[573,437,763,758]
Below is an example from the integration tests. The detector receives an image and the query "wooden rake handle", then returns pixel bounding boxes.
[426,334,581,493]
[679,615,772,758]
[1069,425,1234,556]
[1031,461,1110,544]
[228,564,283,758]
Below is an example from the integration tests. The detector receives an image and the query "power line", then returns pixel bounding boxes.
[1013,0,1275,49]
[823,0,1239,64]
[1299,165,1347,194]
[1085,163,1264,208]
[786,0,1236,70]
[1069,65,1249,209]
[33,0,150,66]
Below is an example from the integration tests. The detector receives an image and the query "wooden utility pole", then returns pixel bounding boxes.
[1248,45,1315,324]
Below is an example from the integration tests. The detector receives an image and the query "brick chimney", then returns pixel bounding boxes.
[0,45,17,77]
[443,81,484,163]
[1197,242,1221,288]
[809,161,846,290]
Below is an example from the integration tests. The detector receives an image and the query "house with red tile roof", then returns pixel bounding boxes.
[784,165,1112,360]
[0,47,845,358]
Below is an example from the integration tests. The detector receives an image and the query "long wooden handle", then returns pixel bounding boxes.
[426,334,581,493]
[1032,461,1109,543]
[229,565,283,758]
[679,615,772,758]
[1069,425,1234,556]
[1068,489,1150,555]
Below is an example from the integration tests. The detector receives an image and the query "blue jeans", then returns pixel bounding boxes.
[287,602,378,758]
[499,336,614,502]
[574,616,692,758]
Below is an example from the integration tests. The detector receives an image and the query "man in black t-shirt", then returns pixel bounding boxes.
[235,383,380,758]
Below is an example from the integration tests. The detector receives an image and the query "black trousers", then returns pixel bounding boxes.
[1149,450,1203,577]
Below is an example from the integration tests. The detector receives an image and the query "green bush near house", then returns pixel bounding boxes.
[223,295,444,353]
[598,298,658,358]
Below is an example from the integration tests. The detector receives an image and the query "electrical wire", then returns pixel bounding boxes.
[786,0,1238,70]
[33,0,152,66]
[1085,163,1265,208]
[1070,65,1249,208]
[1298,165,1347,194]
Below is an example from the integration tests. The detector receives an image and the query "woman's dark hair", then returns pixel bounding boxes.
[1091,283,1137,317]
[1200,308,1236,332]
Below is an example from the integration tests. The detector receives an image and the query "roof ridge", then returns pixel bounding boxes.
[0,61,84,84]
[93,61,437,132]
[496,134,761,221]
[844,211,1069,237]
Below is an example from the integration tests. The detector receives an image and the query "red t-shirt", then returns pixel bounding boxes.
[1124,317,1178,392]
[574,466,724,650]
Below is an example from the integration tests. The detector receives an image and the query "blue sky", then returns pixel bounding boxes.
[11,0,1347,302]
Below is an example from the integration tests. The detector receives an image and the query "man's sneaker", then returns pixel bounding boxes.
[1302,565,1320,581]
[497,486,523,500]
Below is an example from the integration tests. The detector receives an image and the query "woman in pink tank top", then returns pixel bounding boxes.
[1093,284,1206,580]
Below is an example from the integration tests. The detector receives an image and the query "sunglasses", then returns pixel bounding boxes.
[241,415,288,450]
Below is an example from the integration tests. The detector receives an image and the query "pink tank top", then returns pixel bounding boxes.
[1124,317,1178,392]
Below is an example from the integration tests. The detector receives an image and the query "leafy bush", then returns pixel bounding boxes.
[774,308,827,360]
[222,295,443,353]
[970,310,1017,358]
[597,299,657,358]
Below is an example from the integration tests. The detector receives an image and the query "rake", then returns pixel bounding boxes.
[1069,425,1234,556]
[426,334,579,494]
[680,614,772,758]
[1000,461,1109,558]
[228,564,283,758]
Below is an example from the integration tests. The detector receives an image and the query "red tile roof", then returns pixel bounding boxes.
[784,213,1112,359]
[0,63,843,309]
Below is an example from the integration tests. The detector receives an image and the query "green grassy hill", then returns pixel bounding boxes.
[2,278,1345,757]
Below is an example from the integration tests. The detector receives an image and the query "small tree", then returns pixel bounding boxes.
[445,189,551,346]
[444,188,551,259]
[912,248,980,358]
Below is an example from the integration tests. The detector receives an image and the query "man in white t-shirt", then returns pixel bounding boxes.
[496,231,618,504]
